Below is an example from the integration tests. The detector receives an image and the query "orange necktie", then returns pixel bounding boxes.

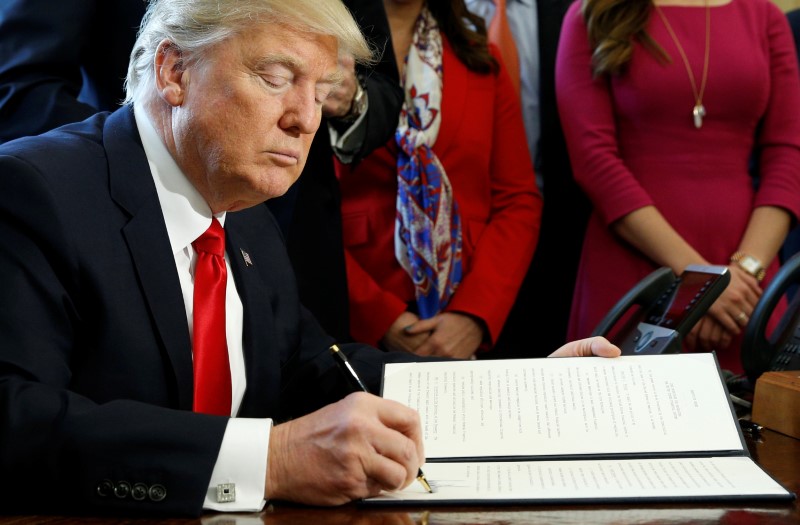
[488,0,521,96]
[191,218,232,416]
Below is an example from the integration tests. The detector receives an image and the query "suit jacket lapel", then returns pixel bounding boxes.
[106,107,194,410]
[225,218,281,417]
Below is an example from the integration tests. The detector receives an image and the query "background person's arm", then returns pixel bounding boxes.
[0,0,145,142]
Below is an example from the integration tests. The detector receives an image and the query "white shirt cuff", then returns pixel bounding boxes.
[203,418,272,512]
[328,97,369,164]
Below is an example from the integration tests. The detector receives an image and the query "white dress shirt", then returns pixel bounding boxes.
[135,105,269,512]
[465,0,542,191]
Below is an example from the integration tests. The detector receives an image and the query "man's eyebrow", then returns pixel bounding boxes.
[253,53,345,88]
[253,53,301,72]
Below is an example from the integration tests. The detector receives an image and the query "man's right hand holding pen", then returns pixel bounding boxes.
[266,384,426,505]
[263,336,620,505]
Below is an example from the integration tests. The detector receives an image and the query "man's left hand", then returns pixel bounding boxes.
[548,337,621,358]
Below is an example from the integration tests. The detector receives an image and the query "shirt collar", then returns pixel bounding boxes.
[134,104,226,255]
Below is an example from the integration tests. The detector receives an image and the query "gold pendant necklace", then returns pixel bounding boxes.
[654,1,711,129]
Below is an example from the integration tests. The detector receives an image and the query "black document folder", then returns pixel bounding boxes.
[364,353,794,505]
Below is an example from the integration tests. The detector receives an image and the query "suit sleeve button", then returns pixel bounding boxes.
[131,483,148,501]
[96,479,113,498]
[148,484,166,502]
[114,481,131,499]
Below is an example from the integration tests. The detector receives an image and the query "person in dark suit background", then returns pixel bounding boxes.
[273,0,403,342]
[465,0,592,358]
[0,0,144,138]
[787,8,800,61]
[0,0,402,343]
[781,8,800,271]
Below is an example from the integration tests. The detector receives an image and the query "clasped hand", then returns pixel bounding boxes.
[685,264,762,351]
[382,311,484,359]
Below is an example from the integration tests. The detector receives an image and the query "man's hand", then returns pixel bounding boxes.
[266,392,424,505]
[405,312,485,358]
[382,311,430,354]
[322,55,359,119]
[548,337,622,358]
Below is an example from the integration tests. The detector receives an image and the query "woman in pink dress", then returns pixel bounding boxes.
[556,0,800,372]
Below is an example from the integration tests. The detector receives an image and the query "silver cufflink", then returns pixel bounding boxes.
[216,483,236,503]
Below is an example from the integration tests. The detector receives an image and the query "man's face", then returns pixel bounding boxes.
[168,24,340,213]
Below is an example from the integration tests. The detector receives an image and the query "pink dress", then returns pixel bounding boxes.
[557,0,800,372]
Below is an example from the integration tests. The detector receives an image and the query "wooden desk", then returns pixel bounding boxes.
[2,429,798,525]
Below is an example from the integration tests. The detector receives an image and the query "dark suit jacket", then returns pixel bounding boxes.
[270,0,402,343]
[0,0,402,343]
[489,0,591,358]
[0,0,144,141]
[0,107,399,516]
[781,8,800,267]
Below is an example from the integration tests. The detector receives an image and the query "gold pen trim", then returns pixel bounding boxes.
[417,472,434,493]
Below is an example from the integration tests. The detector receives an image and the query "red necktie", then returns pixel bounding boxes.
[488,0,521,96]
[191,218,232,416]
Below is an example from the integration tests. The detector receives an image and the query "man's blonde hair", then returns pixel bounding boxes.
[124,0,373,105]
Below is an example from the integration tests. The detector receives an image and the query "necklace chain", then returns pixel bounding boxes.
[654,0,711,129]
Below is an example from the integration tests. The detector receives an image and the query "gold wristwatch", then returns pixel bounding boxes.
[730,251,766,282]
[338,77,367,124]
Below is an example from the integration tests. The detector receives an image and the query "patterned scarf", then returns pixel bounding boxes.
[395,8,463,320]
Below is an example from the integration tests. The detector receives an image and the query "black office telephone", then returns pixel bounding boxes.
[742,252,800,383]
[592,265,731,355]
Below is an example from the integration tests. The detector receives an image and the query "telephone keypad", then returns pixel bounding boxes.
[773,342,800,371]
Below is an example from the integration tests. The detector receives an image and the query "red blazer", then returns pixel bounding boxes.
[338,40,542,347]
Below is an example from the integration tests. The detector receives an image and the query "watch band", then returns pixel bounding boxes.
[730,251,766,282]
[337,76,366,124]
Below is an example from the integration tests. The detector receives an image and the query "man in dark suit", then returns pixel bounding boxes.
[272,0,403,342]
[0,0,145,141]
[508,0,592,357]
[472,0,592,358]
[0,0,402,343]
[0,0,422,515]
[781,8,800,270]
[0,0,619,516]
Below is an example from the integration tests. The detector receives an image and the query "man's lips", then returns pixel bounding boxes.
[265,149,300,166]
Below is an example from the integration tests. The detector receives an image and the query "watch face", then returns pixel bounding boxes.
[740,256,760,273]
[354,85,366,112]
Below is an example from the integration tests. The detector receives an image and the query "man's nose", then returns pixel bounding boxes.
[279,87,321,135]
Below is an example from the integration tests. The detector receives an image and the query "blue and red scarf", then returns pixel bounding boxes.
[395,8,463,319]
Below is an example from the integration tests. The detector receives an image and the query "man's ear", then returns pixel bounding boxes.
[154,39,187,106]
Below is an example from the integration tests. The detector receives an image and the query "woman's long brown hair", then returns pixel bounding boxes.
[428,0,498,74]
[582,0,668,76]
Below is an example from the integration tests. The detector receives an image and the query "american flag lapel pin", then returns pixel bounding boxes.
[240,248,253,267]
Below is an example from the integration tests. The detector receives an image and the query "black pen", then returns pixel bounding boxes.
[738,418,763,435]
[329,344,434,493]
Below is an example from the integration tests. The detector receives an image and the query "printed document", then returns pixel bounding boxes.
[367,354,793,504]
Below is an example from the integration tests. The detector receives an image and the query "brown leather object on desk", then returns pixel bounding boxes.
[752,370,800,440]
